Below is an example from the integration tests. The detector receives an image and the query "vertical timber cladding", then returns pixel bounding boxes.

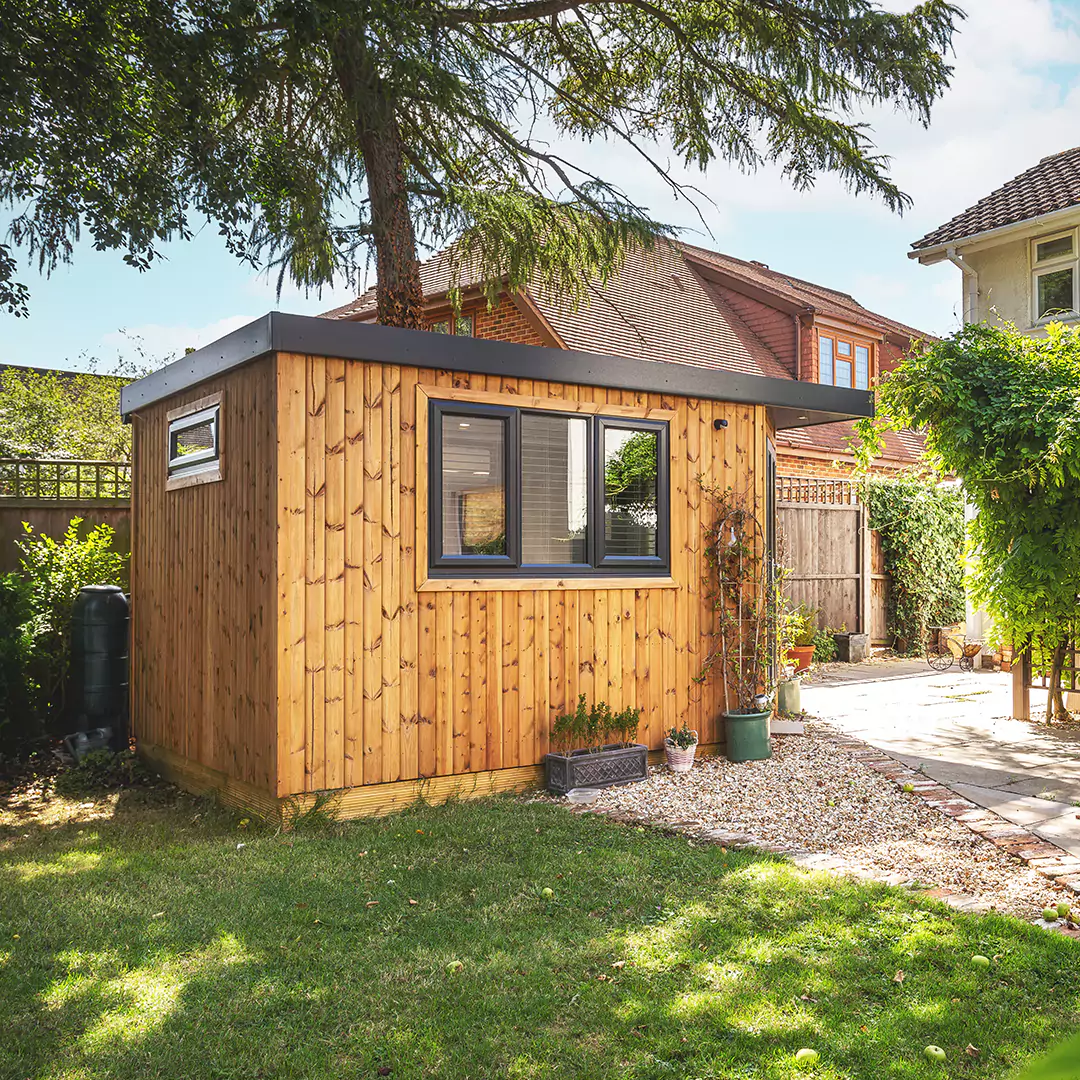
[130,356,278,794]
[275,351,768,799]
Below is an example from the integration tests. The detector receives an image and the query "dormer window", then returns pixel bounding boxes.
[817,333,871,390]
[1031,228,1079,322]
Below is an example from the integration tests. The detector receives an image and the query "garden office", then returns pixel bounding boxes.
[120,313,871,819]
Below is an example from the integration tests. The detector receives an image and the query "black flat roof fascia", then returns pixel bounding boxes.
[120,311,873,429]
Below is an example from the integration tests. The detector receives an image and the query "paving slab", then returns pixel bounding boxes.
[802,659,1080,854]
[1031,810,1080,860]
[947,782,1074,827]
[999,775,1080,802]
[920,761,1030,790]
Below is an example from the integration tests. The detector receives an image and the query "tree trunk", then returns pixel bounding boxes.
[1046,642,1068,723]
[331,32,425,329]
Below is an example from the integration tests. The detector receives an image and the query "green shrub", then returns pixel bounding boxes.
[551,695,641,753]
[859,476,965,651]
[16,517,128,727]
[811,627,838,664]
[0,573,40,754]
[53,748,151,796]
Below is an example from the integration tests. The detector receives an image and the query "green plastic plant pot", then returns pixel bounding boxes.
[723,709,772,762]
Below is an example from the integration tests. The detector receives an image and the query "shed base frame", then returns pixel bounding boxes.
[138,740,722,823]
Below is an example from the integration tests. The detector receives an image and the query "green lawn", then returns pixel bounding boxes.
[1,788,1078,1080]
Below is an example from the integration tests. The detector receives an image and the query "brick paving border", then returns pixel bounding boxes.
[819,730,1080,895]
[556,727,1080,924]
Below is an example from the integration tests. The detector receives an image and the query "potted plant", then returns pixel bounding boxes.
[831,626,869,663]
[664,723,699,772]
[783,603,818,674]
[544,696,646,794]
[696,482,778,762]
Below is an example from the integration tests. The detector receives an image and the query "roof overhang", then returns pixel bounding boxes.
[684,255,815,316]
[120,311,872,431]
[910,201,1080,264]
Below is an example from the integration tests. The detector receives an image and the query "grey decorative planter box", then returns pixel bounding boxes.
[544,744,649,794]
[833,632,870,663]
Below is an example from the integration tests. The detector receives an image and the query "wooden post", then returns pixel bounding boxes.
[858,504,872,635]
[1012,646,1030,720]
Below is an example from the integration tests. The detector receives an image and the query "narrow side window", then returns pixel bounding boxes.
[166,394,222,489]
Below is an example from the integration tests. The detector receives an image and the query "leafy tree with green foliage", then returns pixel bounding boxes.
[2,1,960,325]
[0,366,130,459]
[859,475,966,651]
[857,321,1080,720]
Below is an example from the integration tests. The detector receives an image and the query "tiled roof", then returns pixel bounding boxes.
[775,420,924,465]
[534,243,793,380]
[911,146,1080,251]
[324,242,795,380]
[679,244,931,342]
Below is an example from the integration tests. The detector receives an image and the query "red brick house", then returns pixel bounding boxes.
[324,240,929,477]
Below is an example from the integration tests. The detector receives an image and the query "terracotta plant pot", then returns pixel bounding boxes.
[784,645,815,674]
[664,733,698,773]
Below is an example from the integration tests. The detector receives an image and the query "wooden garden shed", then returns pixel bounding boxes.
[121,313,871,819]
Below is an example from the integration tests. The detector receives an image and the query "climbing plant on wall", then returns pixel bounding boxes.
[857,320,1080,720]
[858,475,965,652]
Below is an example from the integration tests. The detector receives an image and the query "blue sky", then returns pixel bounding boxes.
[4,0,1080,373]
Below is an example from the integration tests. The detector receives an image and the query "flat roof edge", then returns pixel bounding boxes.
[121,311,872,428]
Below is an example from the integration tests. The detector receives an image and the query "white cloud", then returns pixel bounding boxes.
[558,0,1080,232]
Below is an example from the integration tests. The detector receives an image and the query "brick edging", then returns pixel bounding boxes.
[555,726,1080,918]
[822,731,1080,893]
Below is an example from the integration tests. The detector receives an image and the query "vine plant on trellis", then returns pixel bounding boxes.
[696,480,786,715]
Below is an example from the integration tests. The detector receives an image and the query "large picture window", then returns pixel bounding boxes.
[429,400,668,576]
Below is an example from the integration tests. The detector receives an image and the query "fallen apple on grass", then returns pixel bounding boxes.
[1043,907,1059,922]
[924,1045,946,1063]
[446,960,464,974]
[971,954,990,968]
[1057,901,1071,919]
[541,887,554,899]
[794,1048,819,1067]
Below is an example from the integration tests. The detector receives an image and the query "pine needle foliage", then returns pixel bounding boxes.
[2,1,960,323]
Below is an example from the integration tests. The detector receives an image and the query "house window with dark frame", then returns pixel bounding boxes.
[429,400,669,577]
[167,400,221,483]
[1031,228,1079,322]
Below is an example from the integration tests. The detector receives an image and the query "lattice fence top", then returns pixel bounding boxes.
[777,475,858,505]
[0,459,131,500]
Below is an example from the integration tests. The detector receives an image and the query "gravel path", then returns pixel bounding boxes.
[587,723,1066,920]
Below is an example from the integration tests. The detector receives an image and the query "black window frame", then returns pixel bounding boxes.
[429,399,669,578]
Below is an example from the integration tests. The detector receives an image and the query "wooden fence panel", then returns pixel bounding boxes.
[777,475,891,644]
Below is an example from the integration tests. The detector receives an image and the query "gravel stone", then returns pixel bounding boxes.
[586,722,1065,919]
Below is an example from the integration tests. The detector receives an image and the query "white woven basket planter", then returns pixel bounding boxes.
[664,736,698,773]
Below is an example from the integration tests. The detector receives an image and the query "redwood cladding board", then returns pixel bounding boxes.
[275,353,765,798]
[130,357,278,792]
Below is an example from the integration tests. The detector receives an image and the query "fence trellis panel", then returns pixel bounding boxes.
[776,475,889,643]
[0,459,131,501]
